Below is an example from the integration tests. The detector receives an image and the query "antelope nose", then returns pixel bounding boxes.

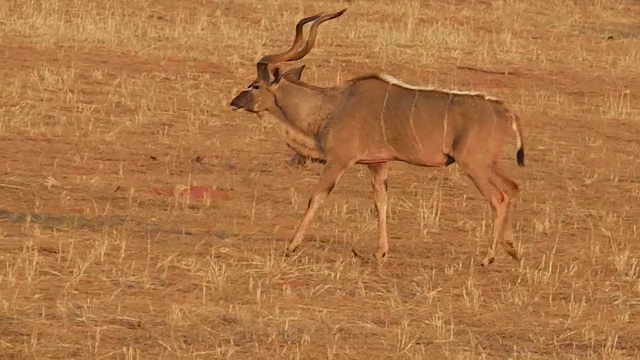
[229,99,240,111]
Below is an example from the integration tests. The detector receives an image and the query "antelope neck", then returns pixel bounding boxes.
[271,81,326,136]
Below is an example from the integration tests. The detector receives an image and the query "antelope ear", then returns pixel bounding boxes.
[282,65,306,82]
[257,63,272,84]
[271,66,282,84]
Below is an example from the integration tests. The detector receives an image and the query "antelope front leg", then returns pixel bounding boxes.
[286,163,350,255]
[369,162,389,260]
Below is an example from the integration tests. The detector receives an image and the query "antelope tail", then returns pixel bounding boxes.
[509,112,525,167]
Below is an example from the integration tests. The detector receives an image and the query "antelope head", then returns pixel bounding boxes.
[229,9,347,118]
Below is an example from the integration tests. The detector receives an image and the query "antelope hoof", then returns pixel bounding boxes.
[481,256,495,267]
[374,250,387,260]
[505,242,520,261]
[352,248,365,259]
[351,248,371,263]
[352,248,386,263]
[285,246,298,257]
[287,154,307,167]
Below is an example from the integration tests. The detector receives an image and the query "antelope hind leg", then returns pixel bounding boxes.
[492,169,521,260]
[462,165,509,266]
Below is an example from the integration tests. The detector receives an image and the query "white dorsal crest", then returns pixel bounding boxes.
[378,73,501,102]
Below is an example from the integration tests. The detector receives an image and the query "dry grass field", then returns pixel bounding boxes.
[1,0,639,358]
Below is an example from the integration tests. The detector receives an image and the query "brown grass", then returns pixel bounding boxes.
[1,0,640,358]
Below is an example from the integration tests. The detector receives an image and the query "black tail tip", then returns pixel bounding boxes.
[516,147,525,167]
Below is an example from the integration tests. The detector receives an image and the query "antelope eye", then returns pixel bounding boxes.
[249,84,260,90]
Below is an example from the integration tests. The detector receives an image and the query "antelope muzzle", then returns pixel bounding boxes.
[229,91,250,111]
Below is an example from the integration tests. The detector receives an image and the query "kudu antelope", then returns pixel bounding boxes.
[229,9,525,266]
